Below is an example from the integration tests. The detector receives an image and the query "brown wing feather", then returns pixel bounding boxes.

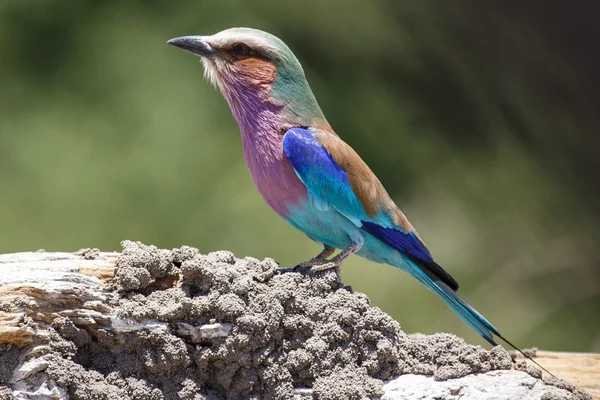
[314,130,416,235]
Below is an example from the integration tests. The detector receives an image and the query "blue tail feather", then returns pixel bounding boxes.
[403,258,557,378]
[404,258,500,345]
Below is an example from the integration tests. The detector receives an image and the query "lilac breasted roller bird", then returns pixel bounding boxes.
[167,28,552,374]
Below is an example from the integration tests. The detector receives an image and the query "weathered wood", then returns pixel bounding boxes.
[0,248,596,399]
[0,251,119,348]
[521,351,600,399]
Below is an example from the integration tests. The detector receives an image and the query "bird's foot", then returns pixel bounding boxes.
[298,256,330,268]
[290,245,336,269]
[278,263,351,292]
[279,255,338,277]
[279,243,363,291]
[309,260,341,272]
[277,265,313,275]
[278,260,340,279]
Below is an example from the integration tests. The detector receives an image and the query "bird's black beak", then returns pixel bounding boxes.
[167,36,214,58]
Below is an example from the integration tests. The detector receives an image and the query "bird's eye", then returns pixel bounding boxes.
[232,44,250,57]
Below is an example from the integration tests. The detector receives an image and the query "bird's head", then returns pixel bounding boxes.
[168,27,329,131]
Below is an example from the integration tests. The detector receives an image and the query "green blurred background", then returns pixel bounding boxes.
[1,0,599,352]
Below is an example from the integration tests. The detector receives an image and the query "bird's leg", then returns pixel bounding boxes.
[310,241,363,287]
[297,245,336,268]
[277,245,335,274]
[311,242,362,271]
[280,242,361,291]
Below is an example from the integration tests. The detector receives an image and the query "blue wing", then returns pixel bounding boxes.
[282,127,365,224]
[282,127,455,286]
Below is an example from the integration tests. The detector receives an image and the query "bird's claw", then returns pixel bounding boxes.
[279,258,338,276]
[309,261,340,272]
[279,261,350,291]
[297,257,328,268]
[293,265,315,276]
[277,265,314,276]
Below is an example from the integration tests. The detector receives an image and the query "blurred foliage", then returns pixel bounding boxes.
[1,0,598,351]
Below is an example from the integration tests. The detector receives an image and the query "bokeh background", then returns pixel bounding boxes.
[1,0,599,352]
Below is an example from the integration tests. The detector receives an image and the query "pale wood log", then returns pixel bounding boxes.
[521,351,600,399]
[0,251,119,348]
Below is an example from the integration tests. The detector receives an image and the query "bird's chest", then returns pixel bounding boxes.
[242,137,308,218]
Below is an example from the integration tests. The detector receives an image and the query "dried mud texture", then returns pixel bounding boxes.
[5,241,591,400]
[113,241,180,291]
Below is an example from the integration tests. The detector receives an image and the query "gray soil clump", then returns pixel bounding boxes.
[74,247,101,260]
[7,241,592,399]
[113,241,181,291]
